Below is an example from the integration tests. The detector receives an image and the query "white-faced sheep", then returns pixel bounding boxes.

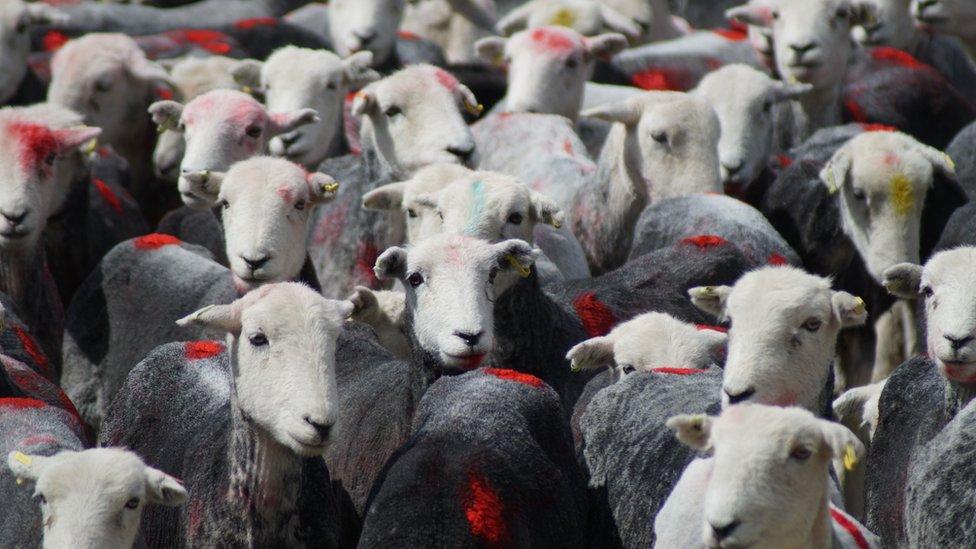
[474,26,628,122]
[571,91,721,273]
[656,404,879,548]
[911,0,976,55]
[0,0,65,105]
[326,0,406,68]
[496,0,643,40]
[99,283,350,546]
[7,448,188,548]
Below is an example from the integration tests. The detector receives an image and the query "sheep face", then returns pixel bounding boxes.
[48,34,171,146]
[819,131,953,284]
[6,448,187,549]
[0,112,100,252]
[694,64,811,188]
[179,283,353,456]
[475,27,627,122]
[854,0,917,49]
[237,47,378,169]
[885,248,976,384]
[185,157,337,291]
[912,0,976,40]
[0,1,63,104]
[566,312,727,373]
[668,405,863,549]
[328,0,406,66]
[375,235,539,370]
[149,90,318,210]
[352,65,478,178]
[690,267,867,411]
[496,0,642,39]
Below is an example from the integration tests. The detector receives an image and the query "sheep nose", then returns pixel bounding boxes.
[241,255,271,271]
[304,416,332,440]
[790,42,816,55]
[946,335,974,351]
[279,132,300,146]
[710,520,741,541]
[447,144,475,162]
[354,29,377,46]
[454,330,483,347]
[725,387,755,405]
[1,209,29,226]
[722,161,743,176]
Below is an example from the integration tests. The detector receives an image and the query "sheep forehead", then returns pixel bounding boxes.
[641,95,716,131]
[697,65,774,105]
[713,405,820,451]
[443,175,528,211]
[513,26,587,56]
[263,48,343,84]
[846,134,934,192]
[923,248,976,290]
[242,283,344,331]
[374,66,456,103]
[404,164,472,200]
[53,33,140,72]
[172,57,239,94]
[408,234,494,273]
[729,268,832,315]
[612,311,694,341]
[7,104,84,129]
[184,90,267,126]
[221,156,306,199]
[38,449,146,499]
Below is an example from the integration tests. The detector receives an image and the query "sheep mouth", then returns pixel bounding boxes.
[445,352,487,370]
[0,230,29,240]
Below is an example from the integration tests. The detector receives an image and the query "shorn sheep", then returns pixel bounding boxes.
[100,282,351,547]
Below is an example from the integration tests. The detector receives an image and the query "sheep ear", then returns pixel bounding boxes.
[882,263,923,299]
[820,147,852,195]
[566,336,616,372]
[175,303,241,333]
[597,6,642,40]
[818,419,864,463]
[581,100,641,126]
[688,286,732,320]
[362,182,407,211]
[496,3,531,35]
[348,285,380,320]
[342,51,380,87]
[528,191,564,229]
[455,83,483,118]
[832,291,868,328]
[474,37,507,66]
[586,32,629,61]
[269,109,319,136]
[129,55,174,86]
[231,59,263,91]
[772,82,814,102]
[144,467,188,507]
[6,451,52,482]
[181,170,224,198]
[307,173,340,204]
[351,90,377,117]
[24,3,68,26]
[666,414,713,451]
[148,100,185,133]
[493,239,540,277]
[374,247,408,281]
[917,146,956,178]
[726,4,773,28]
[55,126,102,152]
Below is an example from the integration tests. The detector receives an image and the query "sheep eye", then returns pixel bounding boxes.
[851,188,866,200]
[94,79,111,93]
[216,199,229,210]
[621,365,636,374]
[790,447,812,460]
[921,286,934,298]
[44,153,57,167]
[802,318,823,332]
[177,121,186,132]
[326,82,337,90]
[14,20,27,33]
[835,7,849,19]
[507,212,523,225]
[488,267,498,284]
[384,105,402,118]
[762,100,773,113]
[124,497,140,510]
[407,272,424,287]
[245,125,262,138]
[249,333,268,347]
[36,493,46,505]
[651,131,668,144]
[565,58,579,69]
[407,208,418,219]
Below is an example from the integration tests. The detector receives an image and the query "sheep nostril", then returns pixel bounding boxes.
[722,161,744,176]
[304,416,332,440]
[790,42,816,54]
[241,255,271,271]
[946,335,974,351]
[447,145,474,162]
[711,520,741,541]
[280,133,300,146]
[354,29,377,45]
[454,330,483,347]
[725,387,756,405]
[1,210,28,226]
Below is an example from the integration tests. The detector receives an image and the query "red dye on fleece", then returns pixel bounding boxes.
[42,31,69,52]
[166,29,232,55]
[844,98,868,123]
[355,242,380,286]
[631,68,685,91]
[768,253,788,266]
[563,139,574,156]
[155,87,174,101]
[529,27,579,53]
[682,235,728,250]
[830,507,871,549]
[20,434,57,447]
[652,367,705,375]
[397,29,420,40]
[185,341,224,360]
[464,469,509,547]
[92,179,123,215]
[484,368,544,388]
[233,17,277,30]
[13,326,50,379]
[870,47,925,69]
[6,360,82,422]
[0,397,46,410]
[10,123,58,172]
[573,292,616,337]
[860,123,896,133]
[712,27,747,41]
[434,68,459,91]
[695,324,728,333]
[776,154,793,169]
[134,233,181,250]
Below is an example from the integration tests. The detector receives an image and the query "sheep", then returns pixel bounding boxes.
[571,91,721,273]
[6,448,187,548]
[347,286,410,358]
[629,194,802,266]
[655,404,879,548]
[863,246,976,545]
[231,47,380,170]
[603,0,691,43]
[0,0,65,105]
[911,0,976,55]
[945,119,976,201]
[496,0,643,41]
[326,0,406,68]
[358,367,590,547]
[575,265,867,546]
[474,26,628,122]
[566,311,727,375]
[99,282,349,546]
[46,33,172,210]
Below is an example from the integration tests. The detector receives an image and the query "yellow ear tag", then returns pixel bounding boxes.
[550,8,577,27]
[787,74,799,85]
[690,414,707,431]
[13,451,31,465]
[826,171,838,195]
[944,153,956,171]
[570,361,581,373]
[843,443,859,471]
[199,170,210,184]
[853,296,866,316]
[321,182,340,194]
[544,212,562,229]
[82,138,98,155]
[242,86,253,95]
[701,286,715,296]
[464,99,484,117]
[506,254,531,278]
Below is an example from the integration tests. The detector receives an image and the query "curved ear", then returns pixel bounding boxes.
[581,100,641,126]
[144,467,188,507]
[566,336,616,372]
[407,193,439,211]
[375,247,408,281]
[175,303,241,333]
[493,239,540,277]
[231,59,263,91]
[832,291,868,328]
[475,36,507,65]
[917,145,957,178]
[528,190,564,229]
[597,5,641,40]
[586,32,629,60]
[149,100,185,133]
[181,170,224,198]
[129,55,174,86]
[348,285,380,320]
[351,89,377,117]
[455,83,483,117]
[342,51,380,87]
[726,4,774,28]
[688,286,732,320]
[55,126,102,152]
[269,109,319,135]
[307,172,340,204]
[820,146,852,195]
[772,82,814,102]
[882,263,923,299]
[7,451,53,483]
[818,419,865,461]
[496,2,532,35]
[329,299,356,321]
[666,414,713,451]
[363,182,407,211]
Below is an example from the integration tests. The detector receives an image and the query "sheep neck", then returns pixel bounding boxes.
[0,245,50,327]
[790,84,843,143]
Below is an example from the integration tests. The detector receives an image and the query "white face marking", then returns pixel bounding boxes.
[917,249,976,383]
[328,0,406,66]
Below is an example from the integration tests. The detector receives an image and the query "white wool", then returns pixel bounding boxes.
[327,0,406,66]
[911,0,976,51]
[853,0,918,50]
[402,0,495,64]
[496,0,642,39]
[348,286,411,358]
[566,312,727,374]
[6,448,187,549]
[689,266,867,411]
[819,131,954,284]
[0,0,64,103]
[834,379,886,439]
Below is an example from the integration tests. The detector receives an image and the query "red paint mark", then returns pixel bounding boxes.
[13,327,50,379]
[768,253,788,266]
[397,29,420,41]
[652,367,705,375]
[830,506,871,549]
[870,47,925,69]
[860,123,896,133]
[883,152,900,166]
[776,154,793,168]
[844,99,868,123]
[695,324,728,333]
[184,341,224,360]
[484,367,544,388]
[464,469,508,547]
[92,178,123,215]
[631,69,684,91]
[434,68,459,91]
[10,123,58,172]
[940,362,976,383]
[20,434,57,446]
[712,27,747,41]
[276,185,298,204]
[233,17,277,30]
[529,27,580,53]
[97,147,110,158]
[0,397,46,410]
[562,139,574,156]
[187,499,204,540]
[133,233,181,250]
[681,235,728,250]
[42,31,69,52]
[573,292,616,337]
[155,87,174,101]
[165,29,233,55]
[355,242,380,286]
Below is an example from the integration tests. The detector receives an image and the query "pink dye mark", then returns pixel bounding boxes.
[528,27,581,53]
[860,123,896,133]
[133,233,181,250]
[652,367,706,375]
[13,327,51,379]
[870,47,925,69]
[712,27,748,41]
[883,153,899,166]
[434,68,459,91]
[845,98,868,123]
[562,139,574,156]
[9,123,58,172]
[20,434,57,447]
[92,179,123,215]
[276,185,297,204]
[43,31,69,52]
[631,68,690,91]
[0,397,46,410]
[312,203,347,245]
[484,367,544,388]
[682,235,728,250]
[776,154,793,168]
[768,253,788,266]
[184,341,224,360]
[233,17,278,30]
[155,87,174,101]
[355,242,380,286]
[695,324,728,333]
[397,30,420,40]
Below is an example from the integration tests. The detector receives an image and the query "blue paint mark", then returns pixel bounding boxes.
[465,180,485,236]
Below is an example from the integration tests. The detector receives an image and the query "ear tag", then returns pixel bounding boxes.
[198,170,210,186]
[492,53,505,68]
[156,118,176,134]
[787,74,800,85]
[570,360,581,373]
[701,286,715,296]
[843,443,858,471]
[544,212,562,229]
[826,171,838,195]
[944,153,956,171]
[550,8,577,27]
[82,137,98,155]
[464,99,484,117]
[853,296,866,316]
[506,254,532,278]
[241,86,253,95]
[690,414,706,431]
[321,181,340,194]
[15,477,23,485]
[13,451,31,466]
